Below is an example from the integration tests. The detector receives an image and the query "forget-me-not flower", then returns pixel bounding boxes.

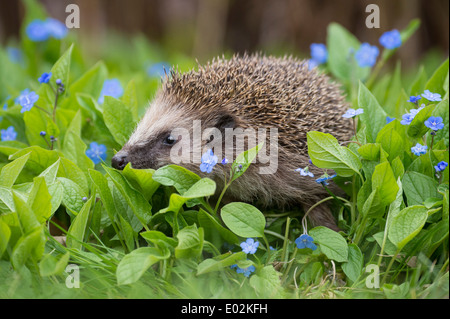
[98,79,124,104]
[200,149,218,173]
[421,90,442,102]
[38,72,52,84]
[86,142,107,164]
[407,95,422,104]
[355,43,379,68]
[424,116,445,131]
[435,161,448,173]
[379,29,402,49]
[295,234,317,250]
[295,167,314,178]
[18,91,39,113]
[1,126,17,141]
[411,143,427,156]
[240,238,259,254]
[342,108,364,118]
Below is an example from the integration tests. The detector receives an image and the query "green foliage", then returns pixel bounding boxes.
[0,2,448,299]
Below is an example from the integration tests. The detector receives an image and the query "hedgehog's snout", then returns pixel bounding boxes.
[111,150,129,170]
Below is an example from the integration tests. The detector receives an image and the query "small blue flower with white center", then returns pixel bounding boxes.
[342,108,364,118]
[98,79,124,104]
[400,106,425,125]
[355,43,379,68]
[240,238,259,254]
[18,91,39,113]
[411,143,427,156]
[200,149,218,173]
[310,43,328,64]
[38,72,52,84]
[421,90,442,102]
[221,157,229,165]
[1,126,17,141]
[424,116,445,131]
[379,29,402,49]
[86,142,107,164]
[435,161,448,173]
[295,167,314,178]
[45,18,68,39]
[407,95,421,104]
[231,264,256,277]
[295,234,317,250]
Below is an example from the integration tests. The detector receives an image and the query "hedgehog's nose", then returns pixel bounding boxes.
[112,151,129,170]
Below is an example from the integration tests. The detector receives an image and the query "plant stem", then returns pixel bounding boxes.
[381,249,401,286]
[280,217,291,266]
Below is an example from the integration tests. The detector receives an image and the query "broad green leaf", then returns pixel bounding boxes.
[103,96,135,145]
[428,99,449,147]
[376,121,408,161]
[39,158,60,185]
[197,251,247,275]
[307,131,361,177]
[342,244,363,282]
[198,208,239,246]
[327,23,369,82]
[11,226,45,269]
[23,107,50,147]
[122,79,139,122]
[66,197,93,250]
[409,65,427,96]
[358,81,388,143]
[116,246,170,285]
[39,252,70,277]
[69,61,107,98]
[13,191,40,234]
[9,146,60,173]
[221,202,266,238]
[88,169,117,223]
[27,176,52,223]
[140,230,178,248]
[122,164,160,200]
[372,162,399,205]
[309,226,348,262]
[58,157,89,194]
[402,171,441,206]
[152,165,200,194]
[0,219,11,258]
[361,187,385,218]
[62,130,94,172]
[0,152,30,188]
[425,58,449,97]
[58,177,87,212]
[388,206,428,250]
[118,214,135,252]
[175,224,204,259]
[249,266,282,297]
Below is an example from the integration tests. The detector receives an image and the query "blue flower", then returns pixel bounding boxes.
[310,43,328,64]
[86,142,107,164]
[295,167,314,178]
[231,264,256,277]
[25,18,68,42]
[45,18,68,39]
[18,91,39,113]
[1,126,17,141]
[407,95,421,103]
[386,116,396,124]
[98,79,124,104]
[421,90,442,102]
[316,173,337,186]
[240,238,259,254]
[147,62,171,78]
[308,59,319,70]
[221,157,229,165]
[200,149,218,173]
[411,143,427,156]
[424,116,445,131]
[400,106,425,125]
[355,43,379,68]
[295,234,317,250]
[435,161,448,173]
[38,72,52,84]
[342,108,364,118]
[6,47,23,64]
[379,29,402,49]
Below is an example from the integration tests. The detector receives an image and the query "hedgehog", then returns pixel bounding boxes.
[112,54,352,231]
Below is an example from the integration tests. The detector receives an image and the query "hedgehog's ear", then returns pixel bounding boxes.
[215,113,236,131]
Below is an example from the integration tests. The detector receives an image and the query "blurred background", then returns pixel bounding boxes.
[0,0,448,69]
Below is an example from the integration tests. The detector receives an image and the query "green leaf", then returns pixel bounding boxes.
[152,165,200,194]
[376,121,408,161]
[327,23,369,82]
[175,224,204,259]
[13,191,40,234]
[27,176,52,224]
[140,230,178,248]
[11,226,45,269]
[116,246,170,285]
[358,81,388,143]
[361,187,385,218]
[249,266,282,298]
[402,171,441,206]
[221,202,266,238]
[0,152,30,188]
[372,162,399,206]
[388,206,428,250]
[122,164,160,200]
[198,208,239,246]
[58,177,87,212]
[62,130,94,172]
[0,219,11,258]
[231,142,263,182]
[425,58,449,97]
[69,61,107,98]
[39,252,70,277]
[342,244,363,282]
[122,79,139,122]
[409,66,428,96]
[103,96,135,145]
[429,99,449,147]
[309,226,348,262]
[66,197,93,250]
[197,251,246,275]
[307,131,362,177]
[88,169,117,223]
[9,146,60,174]
[407,104,435,138]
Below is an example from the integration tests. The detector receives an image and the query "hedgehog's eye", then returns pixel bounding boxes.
[163,134,176,146]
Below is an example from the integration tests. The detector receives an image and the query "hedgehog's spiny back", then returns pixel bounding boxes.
[163,54,351,153]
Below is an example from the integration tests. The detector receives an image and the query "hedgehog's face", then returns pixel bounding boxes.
[111,99,236,171]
